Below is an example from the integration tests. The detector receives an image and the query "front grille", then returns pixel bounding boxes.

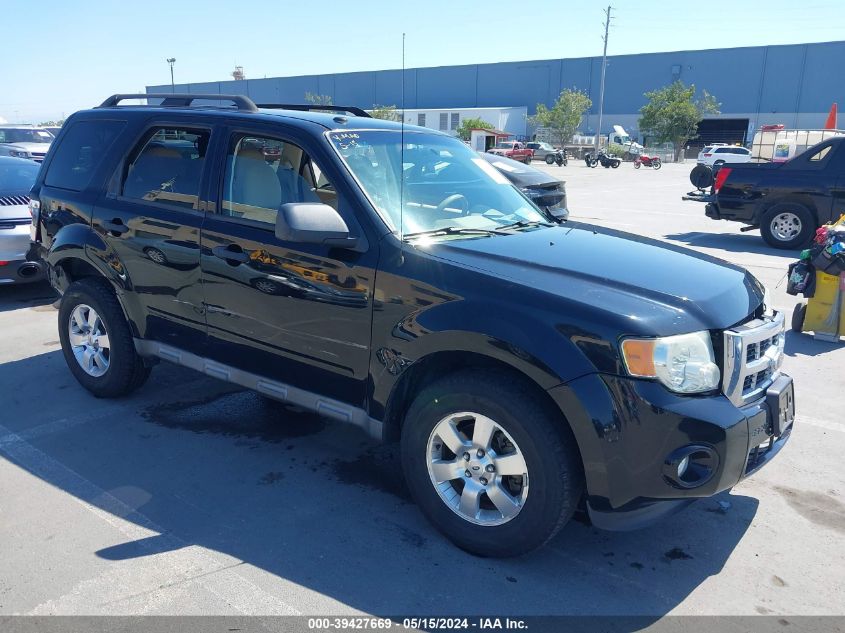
[30,153,46,162]
[0,195,30,206]
[722,311,785,406]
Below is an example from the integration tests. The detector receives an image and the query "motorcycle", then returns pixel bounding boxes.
[594,151,621,169]
[633,153,662,170]
[544,149,568,166]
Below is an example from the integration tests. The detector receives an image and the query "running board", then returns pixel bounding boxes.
[134,339,384,441]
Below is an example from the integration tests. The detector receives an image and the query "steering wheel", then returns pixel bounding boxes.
[436,193,470,215]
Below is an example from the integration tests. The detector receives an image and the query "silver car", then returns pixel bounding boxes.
[0,125,54,163]
[0,156,44,284]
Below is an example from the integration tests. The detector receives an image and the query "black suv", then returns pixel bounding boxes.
[30,94,795,557]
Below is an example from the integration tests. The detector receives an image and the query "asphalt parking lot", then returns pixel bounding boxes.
[1,160,843,618]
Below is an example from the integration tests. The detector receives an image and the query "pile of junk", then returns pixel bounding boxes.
[788,214,845,341]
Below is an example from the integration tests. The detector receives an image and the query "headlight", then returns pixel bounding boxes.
[621,331,720,394]
[9,150,28,158]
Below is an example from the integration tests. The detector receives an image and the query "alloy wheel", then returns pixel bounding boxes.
[426,412,529,526]
[770,212,802,241]
[68,304,111,377]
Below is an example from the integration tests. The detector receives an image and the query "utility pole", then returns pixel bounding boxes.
[594,5,612,154]
[167,58,176,92]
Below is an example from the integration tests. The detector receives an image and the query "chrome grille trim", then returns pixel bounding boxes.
[723,311,785,407]
[0,195,30,206]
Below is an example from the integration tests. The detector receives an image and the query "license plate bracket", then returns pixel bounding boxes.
[766,375,795,437]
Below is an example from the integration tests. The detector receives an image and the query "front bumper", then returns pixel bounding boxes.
[548,372,793,530]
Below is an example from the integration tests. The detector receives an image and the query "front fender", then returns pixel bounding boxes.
[369,294,600,421]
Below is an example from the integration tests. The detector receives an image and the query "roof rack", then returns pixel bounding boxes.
[99,93,259,112]
[256,103,372,118]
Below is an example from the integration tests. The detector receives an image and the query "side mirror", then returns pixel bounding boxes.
[275,203,362,250]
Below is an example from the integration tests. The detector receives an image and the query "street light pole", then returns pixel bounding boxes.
[594,6,612,154]
[167,58,176,92]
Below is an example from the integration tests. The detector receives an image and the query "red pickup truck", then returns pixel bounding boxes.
[488,141,533,164]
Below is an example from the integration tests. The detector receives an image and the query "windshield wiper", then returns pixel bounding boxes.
[402,226,506,241]
[495,220,552,230]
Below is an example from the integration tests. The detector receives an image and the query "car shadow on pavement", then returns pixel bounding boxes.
[0,351,758,619]
[0,282,57,314]
[663,231,798,258]
[784,329,843,357]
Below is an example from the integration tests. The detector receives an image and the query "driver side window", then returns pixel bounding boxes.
[220,133,331,226]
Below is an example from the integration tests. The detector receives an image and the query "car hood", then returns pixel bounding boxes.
[426,222,764,334]
[1,142,49,153]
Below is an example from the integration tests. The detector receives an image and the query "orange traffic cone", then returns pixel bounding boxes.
[824,103,837,129]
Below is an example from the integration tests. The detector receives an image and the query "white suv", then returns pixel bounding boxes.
[697,144,751,167]
[0,125,55,162]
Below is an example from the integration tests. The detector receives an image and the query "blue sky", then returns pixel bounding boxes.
[3,0,844,122]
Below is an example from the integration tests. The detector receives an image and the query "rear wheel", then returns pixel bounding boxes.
[760,203,815,249]
[791,303,807,333]
[545,155,555,165]
[611,159,620,168]
[58,278,151,398]
[401,369,583,557]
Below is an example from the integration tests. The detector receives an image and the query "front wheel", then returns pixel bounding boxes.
[634,161,641,169]
[524,156,533,165]
[760,203,816,249]
[401,369,583,557]
[58,278,151,398]
[611,160,620,168]
[653,159,662,170]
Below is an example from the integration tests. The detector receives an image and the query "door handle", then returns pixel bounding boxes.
[102,219,129,236]
[212,245,249,264]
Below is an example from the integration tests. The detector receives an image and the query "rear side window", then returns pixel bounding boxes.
[121,127,210,210]
[44,120,125,191]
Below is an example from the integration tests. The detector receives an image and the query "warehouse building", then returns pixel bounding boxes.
[148,40,845,148]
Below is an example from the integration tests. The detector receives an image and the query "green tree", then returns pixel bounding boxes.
[638,81,720,160]
[370,104,401,121]
[455,117,495,141]
[531,89,592,147]
[304,92,333,106]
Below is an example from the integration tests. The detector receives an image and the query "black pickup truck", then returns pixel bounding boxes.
[698,136,845,249]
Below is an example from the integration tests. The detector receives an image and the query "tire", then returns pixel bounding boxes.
[563,158,568,166]
[634,161,641,169]
[653,160,662,170]
[611,160,620,168]
[791,303,807,333]
[524,156,533,165]
[545,155,555,165]
[760,203,816,249]
[401,369,583,557]
[58,277,151,398]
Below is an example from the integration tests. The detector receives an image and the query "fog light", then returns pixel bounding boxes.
[663,445,719,489]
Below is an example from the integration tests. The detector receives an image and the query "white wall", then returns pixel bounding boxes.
[401,107,528,137]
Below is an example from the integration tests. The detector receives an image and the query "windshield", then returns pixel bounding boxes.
[0,159,39,191]
[493,141,514,149]
[329,130,547,237]
[0,128,54,144]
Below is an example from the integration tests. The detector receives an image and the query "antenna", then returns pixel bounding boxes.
[399,32,406,244]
